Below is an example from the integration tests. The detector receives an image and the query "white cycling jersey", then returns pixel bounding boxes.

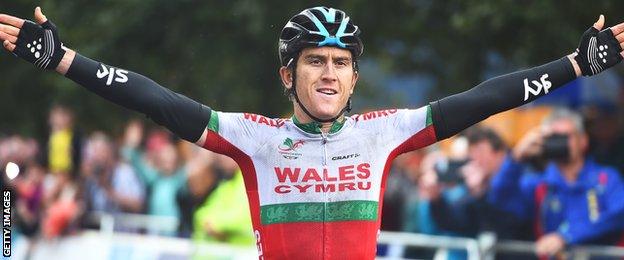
[201,105,436,259]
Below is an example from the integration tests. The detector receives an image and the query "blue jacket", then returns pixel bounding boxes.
[489,155,624,244]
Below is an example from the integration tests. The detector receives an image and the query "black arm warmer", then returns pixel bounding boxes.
[430,57,576,140]
[65,54,211,143]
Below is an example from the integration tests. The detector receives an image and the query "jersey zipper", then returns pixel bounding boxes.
[320,129,328,259]
[321,131,328,166]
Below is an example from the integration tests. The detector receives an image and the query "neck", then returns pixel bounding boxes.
[293,105,343,133]
[557,157,584,183]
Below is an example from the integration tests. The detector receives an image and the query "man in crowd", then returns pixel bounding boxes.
[490,109,624,257]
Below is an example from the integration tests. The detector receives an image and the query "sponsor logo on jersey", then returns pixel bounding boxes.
[278,138,304,159]
[523,73,551,101]
[273,163,372,194]
[243,113,285,128]
[278,138,305,152]
[96,64,128,86]
[331,153,360,161]
[352,109,398,122]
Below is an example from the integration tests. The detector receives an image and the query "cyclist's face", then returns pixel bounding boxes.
[284,47,358,120]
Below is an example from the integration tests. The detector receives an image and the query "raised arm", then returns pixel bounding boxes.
[0,8,210,145]
[430,15,624,140]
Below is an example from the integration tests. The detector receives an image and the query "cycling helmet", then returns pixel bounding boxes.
[278,6,363,67]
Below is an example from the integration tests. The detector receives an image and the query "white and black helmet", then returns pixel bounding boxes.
[278,6,363,67]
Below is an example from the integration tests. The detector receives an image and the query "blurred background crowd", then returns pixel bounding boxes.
[3,1,624,259]
[3,101,624,259]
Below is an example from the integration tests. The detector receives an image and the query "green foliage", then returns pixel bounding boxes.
[1,0,623,138]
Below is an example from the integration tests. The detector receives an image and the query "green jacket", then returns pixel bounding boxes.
[193,170,254,246]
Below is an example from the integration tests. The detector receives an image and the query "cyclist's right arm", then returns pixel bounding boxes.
[0,9,211,145]
[60,49,211,145]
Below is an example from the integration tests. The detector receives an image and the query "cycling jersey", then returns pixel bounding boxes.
[201,106,436,259]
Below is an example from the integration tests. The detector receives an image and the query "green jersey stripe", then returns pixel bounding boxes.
[208,110,219,133]
[260,200,378,225]
[426,105,433,126]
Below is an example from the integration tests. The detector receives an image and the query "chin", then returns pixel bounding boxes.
[313,108,341,120]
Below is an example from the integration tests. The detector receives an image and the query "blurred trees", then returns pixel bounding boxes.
[1,0,623,138]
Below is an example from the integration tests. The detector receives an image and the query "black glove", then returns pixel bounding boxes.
[574,26,623,76]
[13,20,66,70]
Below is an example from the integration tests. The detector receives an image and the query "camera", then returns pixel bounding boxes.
[542,133,570,161]
[435,159,468,184]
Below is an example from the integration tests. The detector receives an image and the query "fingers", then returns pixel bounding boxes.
[0,14,25,28]
[3,40,15,52]
[610,22,624,35]
[593,14,605,30]
[0,24,20,36]
[34,6,47,24]
[615,31,624,50]
[0,31,17,43]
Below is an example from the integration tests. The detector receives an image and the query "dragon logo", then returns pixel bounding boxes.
[278,138,305,152]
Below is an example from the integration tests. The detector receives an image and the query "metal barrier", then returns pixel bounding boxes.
[377,231,481,260]
[88,211,179,235]
[88,213,624,260]
[377,231,624,260]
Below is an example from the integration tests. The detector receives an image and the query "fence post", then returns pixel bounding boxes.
[478,232,497,260]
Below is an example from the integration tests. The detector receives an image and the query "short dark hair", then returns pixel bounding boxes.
[465,126,507,152]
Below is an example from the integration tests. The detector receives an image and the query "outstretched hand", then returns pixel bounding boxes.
[593,15,624,51]
[0,7,67,71]
[573,15,624,76]
[0,7,48,52]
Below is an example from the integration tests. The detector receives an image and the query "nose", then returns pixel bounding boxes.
[321,62,338,82]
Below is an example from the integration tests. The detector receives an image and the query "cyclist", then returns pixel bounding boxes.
[2,6,624,259]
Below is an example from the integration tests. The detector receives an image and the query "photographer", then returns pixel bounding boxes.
[490,108,624,257]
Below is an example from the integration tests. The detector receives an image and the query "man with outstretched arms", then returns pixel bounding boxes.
[2,6,624,259]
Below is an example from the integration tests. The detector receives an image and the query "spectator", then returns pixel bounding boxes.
[379,150,424,258]
[82,132,144,215]
[192,154,253,248]
[416,144,471,260]
[41,163,83,239]
[44,104,82,177]
[121,121,187,234]
[382,150,424,232]
[584,104,624,175]
[14,161,45,238]
[176,144,218,237]
[464,126,533,242]
[490,108,624,258]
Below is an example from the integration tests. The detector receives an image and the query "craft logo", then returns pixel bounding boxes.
[3,190,11,257]
[278,138,304,159]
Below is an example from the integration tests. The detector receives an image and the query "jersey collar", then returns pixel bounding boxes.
[292,115,346,134]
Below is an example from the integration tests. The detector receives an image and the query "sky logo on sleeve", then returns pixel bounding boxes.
[96,64,129,86]
[523,73,551,101]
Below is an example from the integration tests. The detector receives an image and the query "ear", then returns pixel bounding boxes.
[350,71,359,95]
[279,66,294,90]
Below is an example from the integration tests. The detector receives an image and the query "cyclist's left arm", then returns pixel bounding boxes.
[430,16,624,141]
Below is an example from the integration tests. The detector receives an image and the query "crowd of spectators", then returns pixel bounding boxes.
[380,105,624,259]
[2,103,624,259]
[1,104,254,258]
